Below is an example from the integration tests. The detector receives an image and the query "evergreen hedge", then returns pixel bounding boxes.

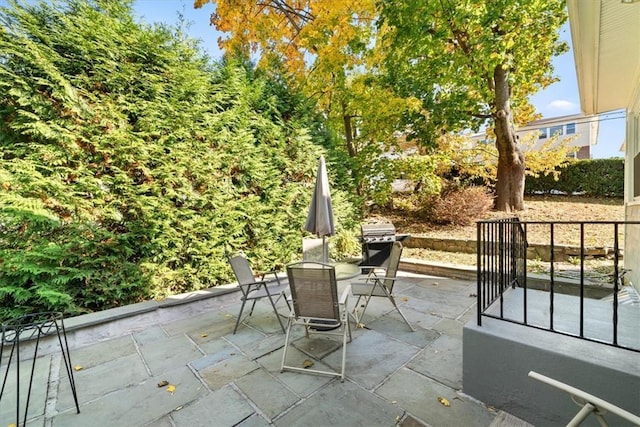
[0,0,359,319]
[525,158,624,197]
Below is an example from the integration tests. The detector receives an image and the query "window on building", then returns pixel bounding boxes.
[550,125,563,137]
[538,128,547,139]
[566,123,576,134]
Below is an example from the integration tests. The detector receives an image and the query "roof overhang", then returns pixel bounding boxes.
[567,0,640,114]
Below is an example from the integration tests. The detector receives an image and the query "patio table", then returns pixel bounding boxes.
[331,262,361,281]
[287,261,360,281]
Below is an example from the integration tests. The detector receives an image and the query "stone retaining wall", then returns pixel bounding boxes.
[404,236,623,262]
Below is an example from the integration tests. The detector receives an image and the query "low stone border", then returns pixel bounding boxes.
[21,256,615,344]
[404,236,623,262]
[401,257,613,298]
[400,257,476,281]
[62,284,239,333]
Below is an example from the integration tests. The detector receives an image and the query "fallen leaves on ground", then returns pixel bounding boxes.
[157,380,169,387]
[438,397,450,407]
[73,365,83,371]
[303,359,314,369]
[166,384,176,394]
[382,195,624,252]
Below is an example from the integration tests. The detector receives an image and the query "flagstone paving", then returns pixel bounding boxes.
[0,270,530,426]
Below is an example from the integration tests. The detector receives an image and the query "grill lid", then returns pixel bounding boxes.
[361,223,396,236]
[361,223,396,242]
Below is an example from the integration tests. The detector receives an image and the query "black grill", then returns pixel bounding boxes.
[361,223,410,267]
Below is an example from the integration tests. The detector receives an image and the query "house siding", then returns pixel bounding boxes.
[625,111,640,291]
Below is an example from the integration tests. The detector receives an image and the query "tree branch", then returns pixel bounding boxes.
[470,112,492,119]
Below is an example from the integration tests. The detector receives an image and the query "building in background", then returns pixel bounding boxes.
[518,113,599,159]
[469,113,599,159]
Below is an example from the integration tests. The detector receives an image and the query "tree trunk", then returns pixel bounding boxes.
[342,102,356,158]
[493,65,525,212]
[341,102,364,195]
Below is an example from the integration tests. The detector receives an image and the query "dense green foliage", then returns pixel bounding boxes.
[525,158,624,197]
[379,0,568,211]
[0,0,359,320]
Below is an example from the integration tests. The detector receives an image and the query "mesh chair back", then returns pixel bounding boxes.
[229,254,256,287]
[286,262,339,321]
[382,241,403,292]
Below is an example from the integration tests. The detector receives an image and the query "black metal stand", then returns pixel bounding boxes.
[0,312,80,426]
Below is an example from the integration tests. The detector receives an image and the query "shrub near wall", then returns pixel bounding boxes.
[525,158,624,197]
[0,1,359,319]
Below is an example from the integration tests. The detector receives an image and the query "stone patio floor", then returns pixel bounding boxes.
[1,269,532,426]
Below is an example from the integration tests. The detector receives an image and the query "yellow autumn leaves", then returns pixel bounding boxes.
[438,396,451,407]
[157,380,176,395]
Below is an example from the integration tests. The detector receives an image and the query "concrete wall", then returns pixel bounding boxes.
[463,317,640,427]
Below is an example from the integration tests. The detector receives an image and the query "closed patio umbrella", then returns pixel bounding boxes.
[304,155,335,261]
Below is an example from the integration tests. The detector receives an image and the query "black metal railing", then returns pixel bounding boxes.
[476,218,527,320]
[477,220,640,353]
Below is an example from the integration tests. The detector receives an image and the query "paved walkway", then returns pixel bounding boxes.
[1,269,529,426]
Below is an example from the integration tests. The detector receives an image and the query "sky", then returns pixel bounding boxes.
[2,0,627,158]
[132,0,625,159]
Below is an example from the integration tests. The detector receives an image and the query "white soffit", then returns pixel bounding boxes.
[568,0,640,114]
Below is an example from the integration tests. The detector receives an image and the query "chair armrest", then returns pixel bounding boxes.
[339,285,351,306]
[351,275,398,284]
[237,278,268,289]
[358,265,386,274]
[261,270,286,284]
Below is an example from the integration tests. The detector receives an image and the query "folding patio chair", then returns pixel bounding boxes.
[528,371,640,426]
[351,241,415,331]
[281,261,352,381]
[228,253,289,334]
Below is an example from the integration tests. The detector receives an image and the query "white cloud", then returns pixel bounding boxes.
[547,100,577,111]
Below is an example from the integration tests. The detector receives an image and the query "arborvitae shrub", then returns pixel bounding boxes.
[0,0,359,319]
[525,158,623,197]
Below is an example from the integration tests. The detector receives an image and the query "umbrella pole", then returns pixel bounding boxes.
[323,235,328,263]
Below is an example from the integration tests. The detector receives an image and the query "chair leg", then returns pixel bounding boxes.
[280,292,291,311]
[352,295,367,324]
[354,280,386,326]
[248,299,258,316]
[357,296,373,325]
[233,298,249,334]
[265,291,287,333]
[388,295,415,332]
[280,317,293,373]
[340,322,348,382]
